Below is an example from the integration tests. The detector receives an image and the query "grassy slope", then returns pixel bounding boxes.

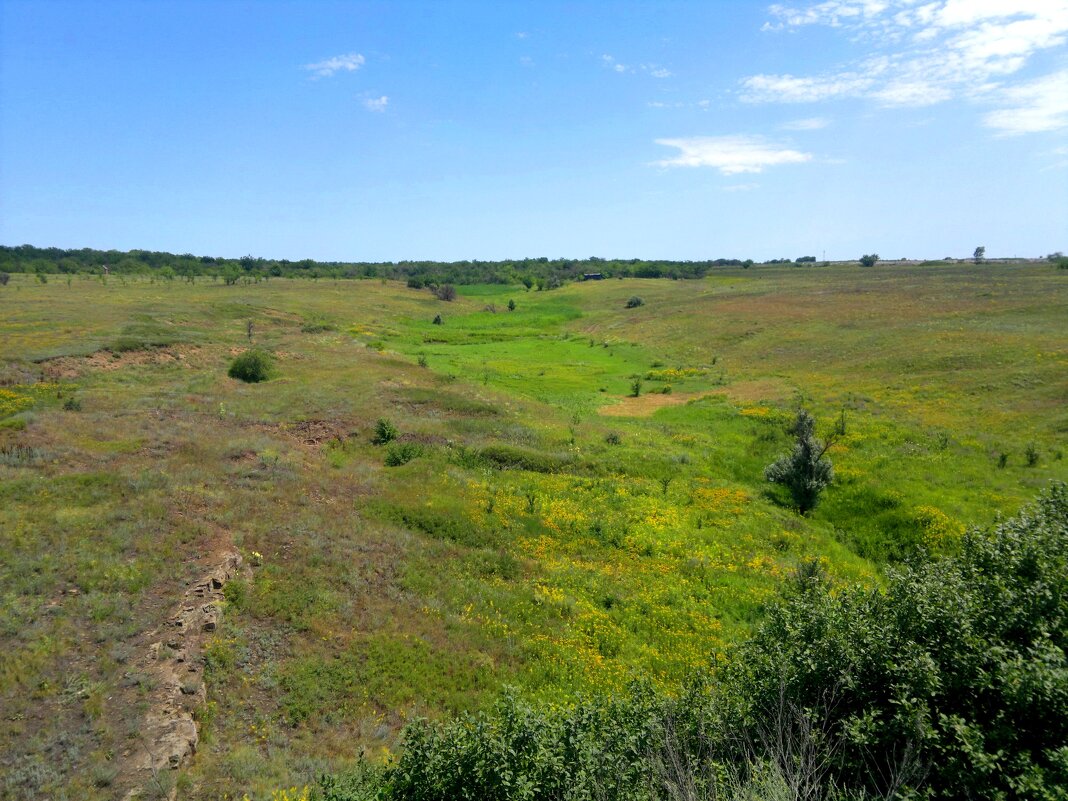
[0,264,1064,799]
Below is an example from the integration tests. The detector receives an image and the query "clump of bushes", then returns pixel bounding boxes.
[479,444,568,473]
[433,284,457,301]
[625,296,644,308]
[371,418,398,445]
[0,272,10,286]
[227,349,274,383]
[301,316,337,333]
[384,442,421,466]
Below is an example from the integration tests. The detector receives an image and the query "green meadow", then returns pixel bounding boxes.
[0,262,1064,799]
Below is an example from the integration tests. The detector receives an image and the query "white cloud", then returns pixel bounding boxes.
[304,52,365,79]
[741,71,876,102]
[653,136,813,174]
[781,116,831,129]
[722,182,762,191]
[363,95,389,112]
[745,0,1068,128]
[983,69,1068,134]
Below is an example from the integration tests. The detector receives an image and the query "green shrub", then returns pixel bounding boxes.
[301,316,337,333]
[479,444,567,473]
[764,408,834,514]
[384,442,421,466]
[227,349,273,383]
[372,418,398,445]
[625,296,644,308]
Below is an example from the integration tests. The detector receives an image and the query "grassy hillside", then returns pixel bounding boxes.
[0,263,1064,799]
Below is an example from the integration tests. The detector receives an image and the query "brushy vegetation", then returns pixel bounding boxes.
[228,349,274,383]
[323,483,1068,800]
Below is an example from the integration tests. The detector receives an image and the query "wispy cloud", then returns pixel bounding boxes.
[743,1,1068,132]
[742,70,876,102]
[781,116,831,129]
[603,54,673,78]
[653,135,813,174]
[304,52,365,79]
[983,69,1068,135]
[362,95,389,112]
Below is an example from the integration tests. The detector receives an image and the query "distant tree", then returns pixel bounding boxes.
[795,256,816,263]
[0,272,9,286]
[974,246,986,264]
[764,408,836,514]
[432,314,443,325]
[221,265,241,285]
[434,284,457,302]
[507,299,516,311]
[859,254,879,267]
[630,377,642,397]
[625,296,644,308]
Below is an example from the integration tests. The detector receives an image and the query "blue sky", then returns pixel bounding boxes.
[1,0,1065,261]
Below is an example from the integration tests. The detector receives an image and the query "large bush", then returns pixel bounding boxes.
[227,349,274,382]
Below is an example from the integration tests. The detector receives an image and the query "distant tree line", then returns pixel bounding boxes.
[0,245,759,287]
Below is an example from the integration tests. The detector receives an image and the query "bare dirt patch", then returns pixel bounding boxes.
[40,345,204,379]
[598,391,713,417]
[598,379,794,417]
[116,552,249,801]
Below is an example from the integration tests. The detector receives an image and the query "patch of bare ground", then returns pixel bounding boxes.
[598,379,794,417]
[40,345,205,379]
[116,552,249,801]
[598,391,713,417]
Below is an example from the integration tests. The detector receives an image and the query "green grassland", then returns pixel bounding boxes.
[0,263,1064,799]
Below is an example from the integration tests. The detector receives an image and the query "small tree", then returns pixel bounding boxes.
[434,284,457,302]
[859,254,879,267]
[625,296,644,308]
[765,408,835,514]
[974,246,986,264]
[0,273,9,286]
[372,418,398,445]
[508,299,516,311]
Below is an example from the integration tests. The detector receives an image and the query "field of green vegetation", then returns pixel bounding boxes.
[0,262,1065,799]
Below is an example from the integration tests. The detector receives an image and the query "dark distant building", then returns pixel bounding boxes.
[583,273,603,280]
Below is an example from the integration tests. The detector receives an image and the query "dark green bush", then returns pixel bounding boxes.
[385,442,421,466]
[372,418,398,445]
[479,444,567,473]
[227,349,273,383]
[625,296,644,308]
